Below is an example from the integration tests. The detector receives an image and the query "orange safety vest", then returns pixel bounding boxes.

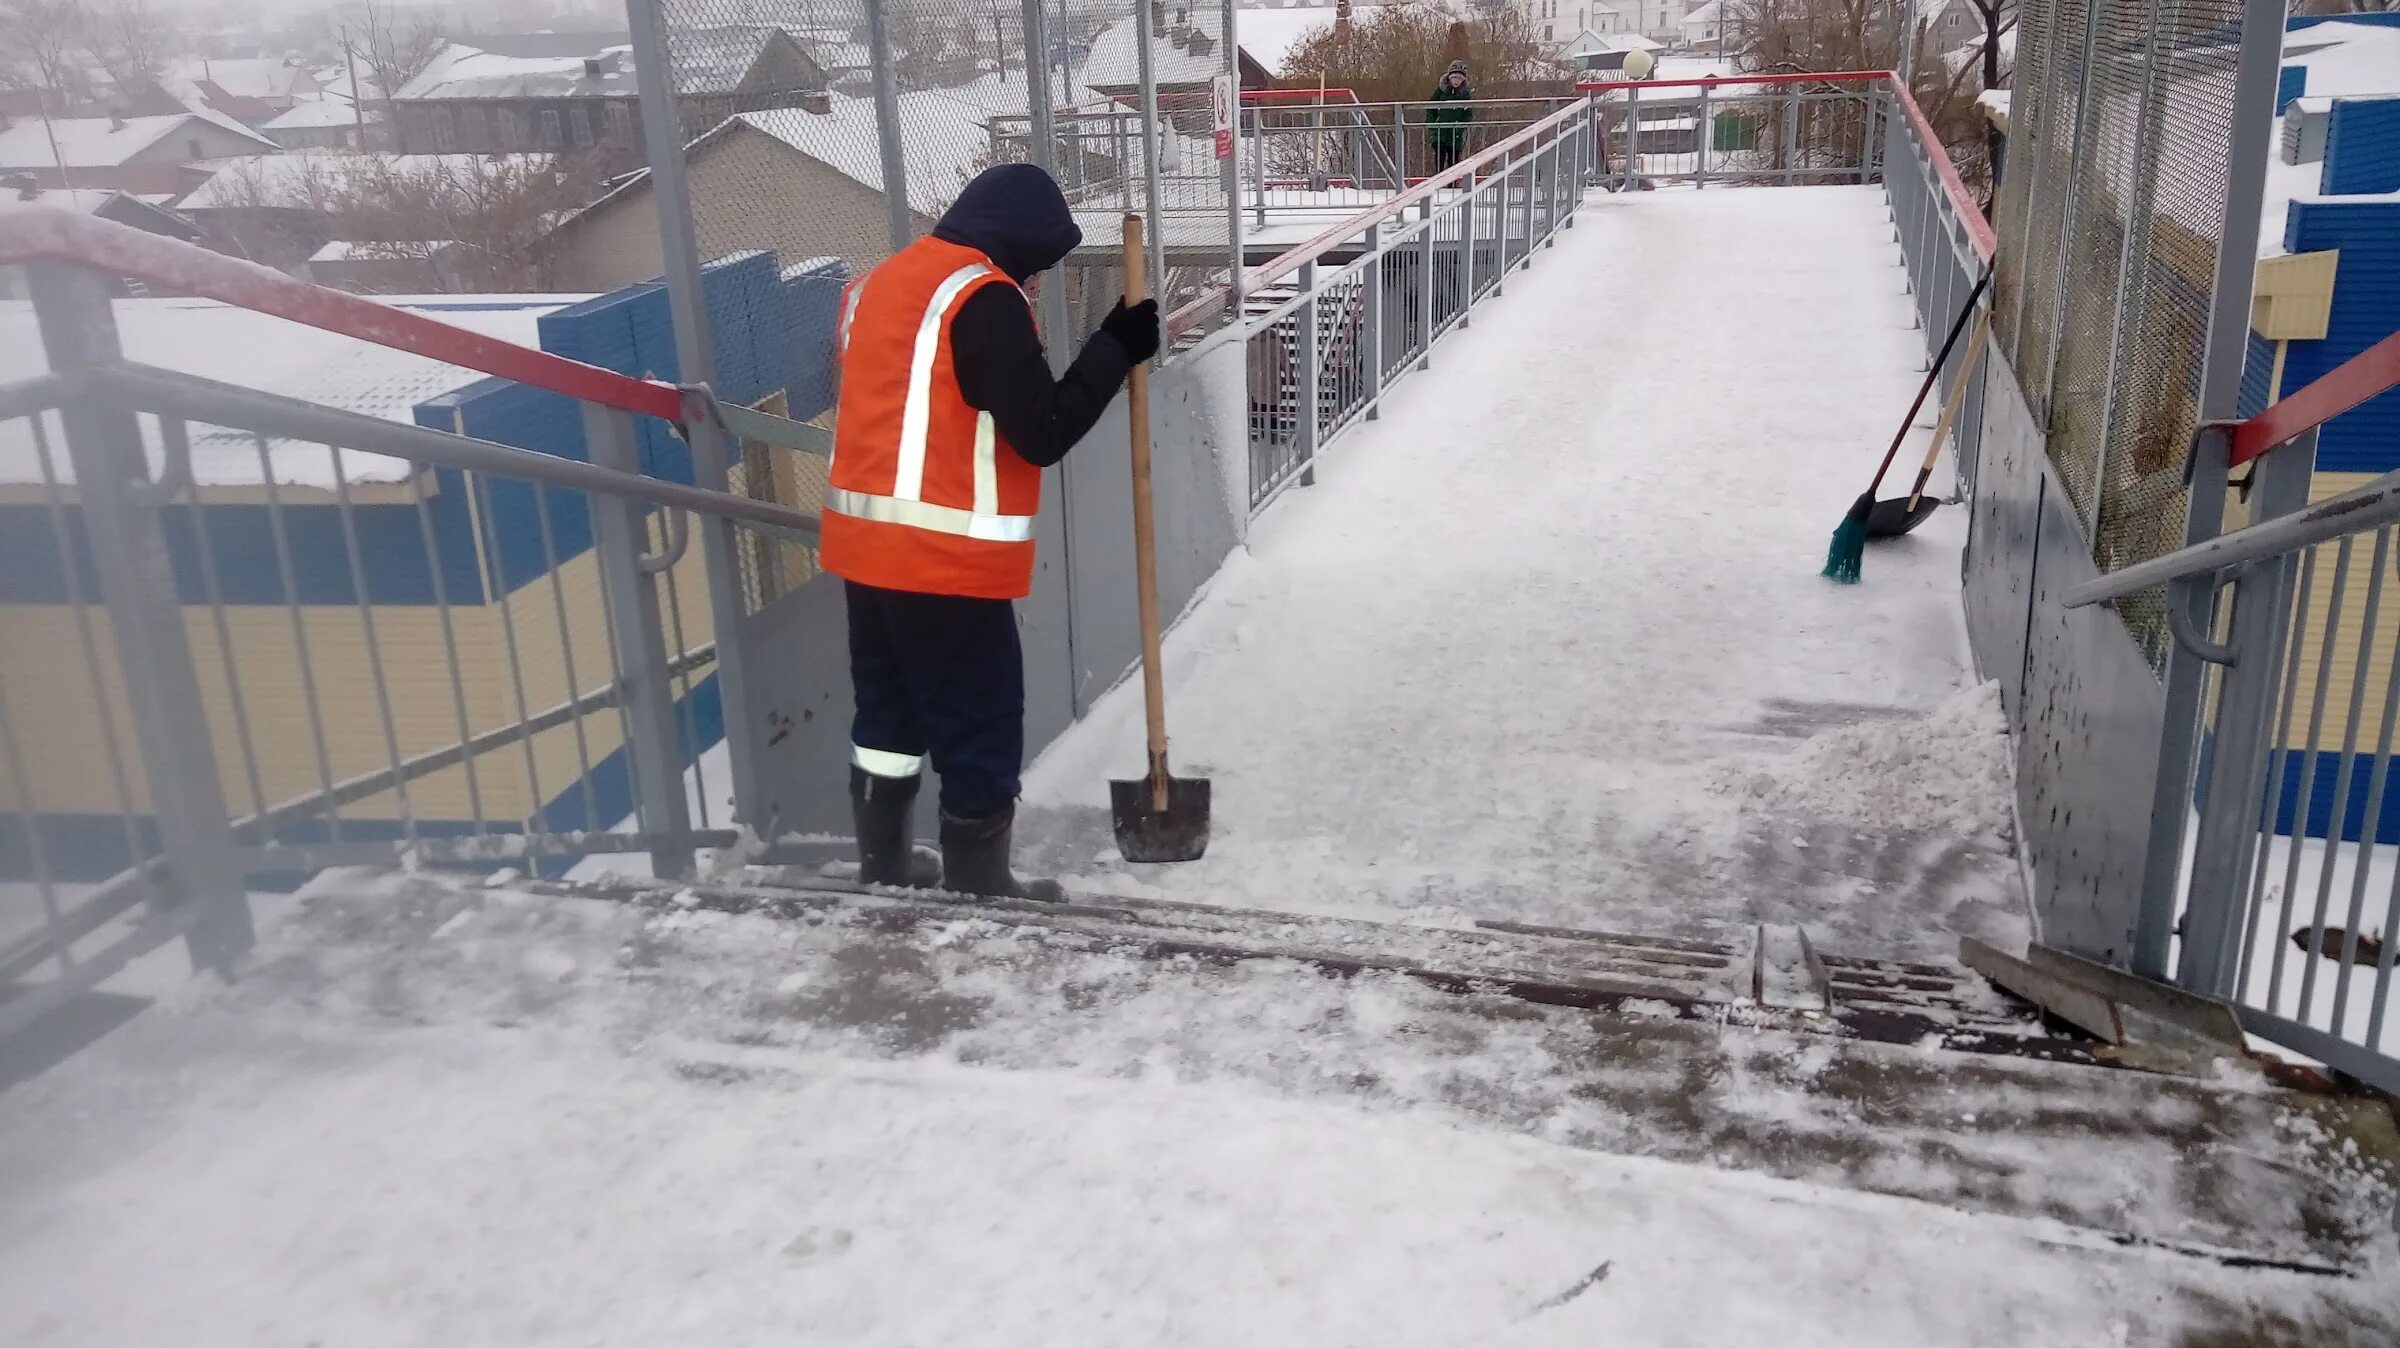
[820,236,1043,600]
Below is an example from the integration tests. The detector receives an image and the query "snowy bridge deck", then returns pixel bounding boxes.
[1024,186,2021,966]
[6,184,2399,1346]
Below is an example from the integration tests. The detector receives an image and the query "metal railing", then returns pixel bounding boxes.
[1578,71,1894,194]
[2064,332,2400,1093]
[1880,71,2000,495]
[1212,96,1595,513]
[0,209,841,1041]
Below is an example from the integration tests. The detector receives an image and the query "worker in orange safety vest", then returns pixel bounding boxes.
[823,163,1159,898]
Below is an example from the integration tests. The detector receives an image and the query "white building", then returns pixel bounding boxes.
[1520,0,1636,44]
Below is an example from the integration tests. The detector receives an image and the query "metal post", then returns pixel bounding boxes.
[1222,0,1244,320]
[864,0,914,252]
[1783,88,1799,182]
[1363,222,1383,420]
[2177,433,2314,996]
[1696,82,1711,188]
[2144,0,2300,982]
[1462,170,1478,323]
[584,404,695,880]
[1296,260,1318,488]
[625,0,765,835]
[29,262,251,972]
[1132,0,1167,300]
[1416,195,1435,370]
[1395,103,1407,186]
[1624,84,1642,191]
[1251,105,1268,227]
[1021,0,1072,368]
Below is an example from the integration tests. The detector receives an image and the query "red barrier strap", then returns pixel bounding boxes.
[1573,69,1894,92]
[1883,77,1997,262]
[2231,329,2400,466]
[0,208,688,424]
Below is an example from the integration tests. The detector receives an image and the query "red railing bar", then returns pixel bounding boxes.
[1573,69,1893,93]
[2230,329,2400,466]
[1236,98,1591,298]
[1883,74,1996,261]
[0,208,689,425]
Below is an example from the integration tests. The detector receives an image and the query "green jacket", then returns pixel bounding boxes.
[1426,81,1474,130]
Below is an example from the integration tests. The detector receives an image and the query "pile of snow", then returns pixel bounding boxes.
[1708,683,2016,845]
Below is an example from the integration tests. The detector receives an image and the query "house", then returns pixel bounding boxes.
[0,181,201,298]
[165,56,325,124]
[176,151,556,273]
[1678,0,1725,50]
[303,237,465,292]
[1081,9,1270,116]
[387,28,829,161]
[548,91,993,291]
[261,98,386,151]
[0,110,279,198]
[1522,0,1637,44]
[2215,19,2400,842]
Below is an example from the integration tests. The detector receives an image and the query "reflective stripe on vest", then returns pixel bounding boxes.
[826,261,1038,545]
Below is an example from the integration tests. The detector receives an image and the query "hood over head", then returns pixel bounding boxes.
[932,163,1084,283]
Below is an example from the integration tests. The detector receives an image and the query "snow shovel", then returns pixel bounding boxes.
[1109,213,1211,863]
[1866,302,1992,539]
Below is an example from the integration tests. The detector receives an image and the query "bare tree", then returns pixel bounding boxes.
[0,0,94,105]
[83,0,176,96]
[357,0,446,102]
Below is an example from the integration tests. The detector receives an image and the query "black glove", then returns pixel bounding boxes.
[1100,297,1161,364]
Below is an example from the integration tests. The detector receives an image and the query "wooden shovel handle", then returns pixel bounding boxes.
[1122,213,1171,811]
[1908,303,1993,508]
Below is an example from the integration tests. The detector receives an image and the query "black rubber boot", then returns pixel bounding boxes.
[939,805,1062,901]
[851,766,929,888]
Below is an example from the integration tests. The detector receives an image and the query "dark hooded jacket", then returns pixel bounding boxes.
[931,163,1133,468]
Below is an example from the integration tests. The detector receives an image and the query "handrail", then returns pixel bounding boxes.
[2062,459,2400,608]
[2230,328,2400,466]
[0,208,689,425]
[1575,69,1995,262]
[1883,73,1997,261]
[1240,96,1591,297]
[1573,69,1896,92]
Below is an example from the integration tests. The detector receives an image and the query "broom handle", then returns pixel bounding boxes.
[1905,303,1993,508]
[1122,213,1172,812]
[1868,265,1993,496]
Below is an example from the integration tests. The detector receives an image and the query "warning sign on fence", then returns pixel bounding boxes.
[1212,73,1235,160]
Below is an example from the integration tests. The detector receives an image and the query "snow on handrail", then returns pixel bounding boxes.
[1571,69,1895,93]
[2230,328,2400,467]
[0,207,689,425]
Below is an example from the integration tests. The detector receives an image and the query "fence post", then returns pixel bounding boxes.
[1296,261,1319,488]
[1417,195,1435,371]
[1461,174,1478,327]
[863,0,914,252]
[1783,88,1800,182]
[1022,0,1073,367]
[1395,104,1408,186]
[584,404,696,880]
[1251,105,1268,227]
[1696,82,1712,188]
[28,262,252,973]
[1624,84,1642,191]
[1363,222,1384,421]
[1520,148,1537,264]
[625,0,767,839]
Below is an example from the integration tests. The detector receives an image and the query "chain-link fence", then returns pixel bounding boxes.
[1991,0,2251,669]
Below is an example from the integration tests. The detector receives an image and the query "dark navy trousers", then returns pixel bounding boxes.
[845,580,1024,820]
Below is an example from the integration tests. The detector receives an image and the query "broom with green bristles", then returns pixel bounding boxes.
[1824,264,1995,584]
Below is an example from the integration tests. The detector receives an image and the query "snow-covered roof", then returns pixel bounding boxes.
[1080,18,1225,90]
[0,112,276,170]
[178,153,553,212]
[0,187,119,215]
[1680,1,1723,28]
[2259,22,2400,259]
[394,27,807,102]
[734,92,991,219]
[264,99,383,130]
[1235,7,1334,78]
[0,292,591,488]
[167,57,318,103]
[1976,88,2009,128]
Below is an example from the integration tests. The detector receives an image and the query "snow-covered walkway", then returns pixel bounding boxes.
[1024,187,2022,964]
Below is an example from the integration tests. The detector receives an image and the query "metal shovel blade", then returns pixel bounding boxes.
[1864,494,1942,539]
[1110,773,1212,863]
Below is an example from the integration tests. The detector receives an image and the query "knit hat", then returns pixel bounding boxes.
[1447,60,1468,75]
